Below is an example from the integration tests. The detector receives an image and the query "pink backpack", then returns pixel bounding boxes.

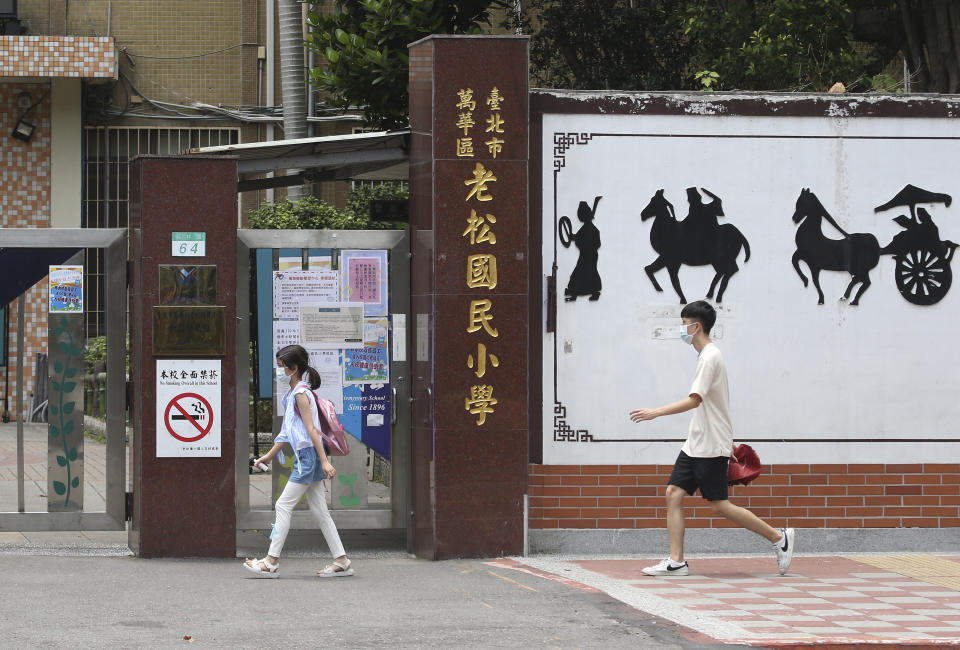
[294,387,350,456]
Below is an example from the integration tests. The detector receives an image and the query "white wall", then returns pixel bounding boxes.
[542,112,960,465]
[50,77,82,228]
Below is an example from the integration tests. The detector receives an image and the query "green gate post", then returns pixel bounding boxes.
[128,156,238,557]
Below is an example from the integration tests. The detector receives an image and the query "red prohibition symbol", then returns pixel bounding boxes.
[164,392,214,442]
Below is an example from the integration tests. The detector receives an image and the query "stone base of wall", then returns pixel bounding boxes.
[530,527,960,555]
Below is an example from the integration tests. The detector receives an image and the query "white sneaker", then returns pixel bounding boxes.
[642,558,689,576]
[774,528,795,575]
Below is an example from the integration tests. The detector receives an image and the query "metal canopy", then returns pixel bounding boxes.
[189,129,409,192]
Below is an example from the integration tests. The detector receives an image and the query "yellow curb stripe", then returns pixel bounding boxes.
[846,554,960,591]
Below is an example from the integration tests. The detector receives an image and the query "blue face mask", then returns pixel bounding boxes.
[680,323,697,345]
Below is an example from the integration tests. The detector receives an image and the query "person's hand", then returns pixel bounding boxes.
[253,456,269,471]
[322,460,336,478]
[629,408,658,423]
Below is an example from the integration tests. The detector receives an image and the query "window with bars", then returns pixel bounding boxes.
[81,126,239,336]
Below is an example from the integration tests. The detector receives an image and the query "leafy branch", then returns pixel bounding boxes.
[50,316,82,507]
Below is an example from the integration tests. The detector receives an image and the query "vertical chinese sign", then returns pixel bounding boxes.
[409,35,529,559]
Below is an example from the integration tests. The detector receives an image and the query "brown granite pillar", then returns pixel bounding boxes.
[128,156,238,557]
[408,35,529,559]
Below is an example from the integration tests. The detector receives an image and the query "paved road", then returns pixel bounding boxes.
[0,554,717,649]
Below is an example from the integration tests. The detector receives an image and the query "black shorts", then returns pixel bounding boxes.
[668,451,729,501]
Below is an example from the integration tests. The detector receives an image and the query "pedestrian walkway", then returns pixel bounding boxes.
[503,553,960,646]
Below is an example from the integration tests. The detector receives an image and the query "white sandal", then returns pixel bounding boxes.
[243,557,279,578]
[317,558,354,578]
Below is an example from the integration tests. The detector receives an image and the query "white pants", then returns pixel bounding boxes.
[268,479,345,559]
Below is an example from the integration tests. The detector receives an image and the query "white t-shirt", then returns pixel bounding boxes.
[681,342,733,458]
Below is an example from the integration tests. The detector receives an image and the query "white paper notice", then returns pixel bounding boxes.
[300,301,364,349]
[310,350,344,413]
[392,313,406,362]
[272,320,300,359]
[273,269,339,319]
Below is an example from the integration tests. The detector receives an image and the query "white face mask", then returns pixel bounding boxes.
[276,366,289,381]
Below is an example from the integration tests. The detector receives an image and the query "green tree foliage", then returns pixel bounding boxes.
[683,0,885,92]
[247,185,407,230]
[308,0,509,129]
[522,1,693,90]
[523,0,887,92]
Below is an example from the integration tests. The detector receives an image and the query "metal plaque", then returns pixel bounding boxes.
[158,265,217,306]
[152,306,226,356]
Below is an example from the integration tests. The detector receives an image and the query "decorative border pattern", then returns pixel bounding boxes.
[553,401,593,443]
[553,132,593,171]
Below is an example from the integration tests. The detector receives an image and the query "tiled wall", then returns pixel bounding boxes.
[0,36,115,77]
[1,82,52,419]
[528,464,960,530]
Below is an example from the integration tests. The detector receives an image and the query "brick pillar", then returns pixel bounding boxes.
[408,35,529,558]
[128,156,238,557]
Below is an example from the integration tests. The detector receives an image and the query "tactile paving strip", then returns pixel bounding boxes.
[848,555,960,591]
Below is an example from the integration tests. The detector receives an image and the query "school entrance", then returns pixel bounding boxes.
[235,228,411,535]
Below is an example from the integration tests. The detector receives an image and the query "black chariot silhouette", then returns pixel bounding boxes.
[640,188,750,304]
[791,185,957,306]
[875,184,958,305]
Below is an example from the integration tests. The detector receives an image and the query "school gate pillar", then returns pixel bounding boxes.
[128,156,238,557]
[408,35,530,558]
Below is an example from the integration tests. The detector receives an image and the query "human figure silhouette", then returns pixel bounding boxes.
[562,196,602,301]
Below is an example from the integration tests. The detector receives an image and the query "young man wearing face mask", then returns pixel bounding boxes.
[629,300,795,577]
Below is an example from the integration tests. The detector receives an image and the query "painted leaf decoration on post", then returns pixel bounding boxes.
[64,420,75,436]
[67,447,77,461]
[50,405,59,416]
[64,367,77,378]
[59,341,71,355]
[62,402,75,414]
[49,425,60,438]
[61,382,76,393]
[53,481,66,495]
[71,477,79,488]
[56,455,67,467]
[52,380,61,392]
[54,360,64,374]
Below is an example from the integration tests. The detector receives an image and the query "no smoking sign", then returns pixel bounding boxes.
[164,393,214,442]
[156,360,221,457]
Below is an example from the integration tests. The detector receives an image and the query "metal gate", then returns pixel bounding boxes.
[0,228,127,531]
[235,229,410,533]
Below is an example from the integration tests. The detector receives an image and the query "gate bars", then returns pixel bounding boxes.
[0,229,127,531]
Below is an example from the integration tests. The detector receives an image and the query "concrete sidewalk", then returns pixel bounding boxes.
[2,528,960,647]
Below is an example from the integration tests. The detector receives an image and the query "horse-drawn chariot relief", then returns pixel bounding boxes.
[792,185,957,306]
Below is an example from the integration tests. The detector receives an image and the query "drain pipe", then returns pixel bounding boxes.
[266,0,276,203]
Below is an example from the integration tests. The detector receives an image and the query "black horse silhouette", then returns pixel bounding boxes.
[791,188,881,306]
[559,196,602,301]
[639,188,751,303]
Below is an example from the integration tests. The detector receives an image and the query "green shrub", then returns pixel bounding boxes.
[248,186,407,231]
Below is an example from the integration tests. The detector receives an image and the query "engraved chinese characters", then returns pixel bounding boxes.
[458,86,508,425]
[456,87,507,160]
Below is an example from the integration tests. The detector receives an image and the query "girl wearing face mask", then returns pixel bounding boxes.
[243,344,353,579]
